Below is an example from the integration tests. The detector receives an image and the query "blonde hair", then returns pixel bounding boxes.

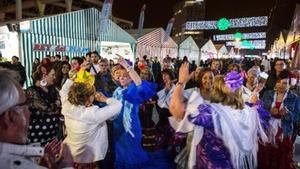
[68,83,95,106]
[210,75,244,109]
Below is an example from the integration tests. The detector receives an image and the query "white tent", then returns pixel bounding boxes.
[179,36,200,65]
[218,45,229,59]
[229,47,236,58]
[134,28,178,62]
[200,39,218,61]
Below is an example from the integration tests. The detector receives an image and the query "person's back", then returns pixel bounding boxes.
[60,76,122,165]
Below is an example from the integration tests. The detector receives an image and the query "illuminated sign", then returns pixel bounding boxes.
[213,32,266,41]
[186,16,268,30]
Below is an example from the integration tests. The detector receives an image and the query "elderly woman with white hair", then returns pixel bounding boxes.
[0,67,72,169]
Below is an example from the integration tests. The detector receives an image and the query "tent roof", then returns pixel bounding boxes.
[200,39,218,53]
[194,38,209,48]
[277,32,286,49]
[26,8,135,44]
[229,47,236,56]
[136,28,177,48]
[126,28,158,39]
[218,45,228,54]
[179,36,199,51]
[215,44,223,51]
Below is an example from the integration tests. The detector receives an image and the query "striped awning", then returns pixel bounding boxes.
[21,8,135,87]
[137,28,177,48]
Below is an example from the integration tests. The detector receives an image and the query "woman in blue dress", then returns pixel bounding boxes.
[112,55,175,169]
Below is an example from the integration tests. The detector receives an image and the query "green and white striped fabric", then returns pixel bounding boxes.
[21,8,135,88]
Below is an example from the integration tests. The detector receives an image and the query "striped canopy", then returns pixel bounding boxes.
[21,8,135,87]
[135,28,178,61]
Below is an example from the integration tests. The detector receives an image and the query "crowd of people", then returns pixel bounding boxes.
[0,52,300,169]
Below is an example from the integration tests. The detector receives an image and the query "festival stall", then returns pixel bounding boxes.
[199,39,218,61]
[217,44,229,59]
[133,28,178,61]
[15,8,135,87]
[0,26,19,60]
[228,47,236,58]
[179,36,200,65]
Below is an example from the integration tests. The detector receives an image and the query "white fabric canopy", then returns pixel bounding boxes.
[200,39,218,61]
[179,36,200,65]
[218,45,229,59]
[136,28,178,62]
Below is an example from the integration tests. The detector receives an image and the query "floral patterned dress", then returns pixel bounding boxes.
[26,86,62,145]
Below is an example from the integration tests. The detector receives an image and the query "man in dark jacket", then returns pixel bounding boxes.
[152,56,161,82]
[0,56,26,87]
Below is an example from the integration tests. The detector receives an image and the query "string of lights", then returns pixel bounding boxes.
[226,40,266,49]
[213,32,266,41]
[185,16,268,30]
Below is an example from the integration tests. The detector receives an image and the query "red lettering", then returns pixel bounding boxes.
[33,44,41,51]
[40,44,45,51]
[46,44,52,51]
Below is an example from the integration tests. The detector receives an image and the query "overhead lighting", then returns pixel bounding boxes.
[184,31,201,35]
[185,16,268,30]
[226,40,266,49]
[213,32,266,41]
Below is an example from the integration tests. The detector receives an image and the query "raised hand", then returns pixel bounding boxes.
[80,60,90,70]
[178,62,192,84]
[116,54,130,70]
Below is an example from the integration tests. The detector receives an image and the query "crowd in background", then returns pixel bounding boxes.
[0,52,300,169]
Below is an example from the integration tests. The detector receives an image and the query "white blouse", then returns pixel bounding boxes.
[60,79,122,163]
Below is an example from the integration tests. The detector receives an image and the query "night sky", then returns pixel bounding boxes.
[112,0,181,28]
[112,0,298,28]
[112,0,299,51]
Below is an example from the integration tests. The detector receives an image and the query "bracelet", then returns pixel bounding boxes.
[176,82,185,88]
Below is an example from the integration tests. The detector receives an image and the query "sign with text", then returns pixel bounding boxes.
[33,44,91,53]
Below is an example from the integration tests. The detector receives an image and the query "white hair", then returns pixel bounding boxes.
[0,67,20,115]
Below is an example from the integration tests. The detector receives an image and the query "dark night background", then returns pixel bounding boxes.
[111,0,300,51]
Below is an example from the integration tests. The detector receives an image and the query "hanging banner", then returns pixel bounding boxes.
[179,23,186,44]
[99,0,113,34]
[164,17,175,42]
[137,4,146,39]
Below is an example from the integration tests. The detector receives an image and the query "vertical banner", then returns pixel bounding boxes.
[163,17,175,42]
[99,0,113,34]
[136,4,146,39]
[178,23,186,44]
[292,42,300,69]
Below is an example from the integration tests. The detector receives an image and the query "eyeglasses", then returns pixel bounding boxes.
[1,100,29,115]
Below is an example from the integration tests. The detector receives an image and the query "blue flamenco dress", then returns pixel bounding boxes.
[113,81,175,169]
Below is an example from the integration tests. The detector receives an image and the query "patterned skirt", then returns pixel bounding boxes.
[28,113,61,145]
